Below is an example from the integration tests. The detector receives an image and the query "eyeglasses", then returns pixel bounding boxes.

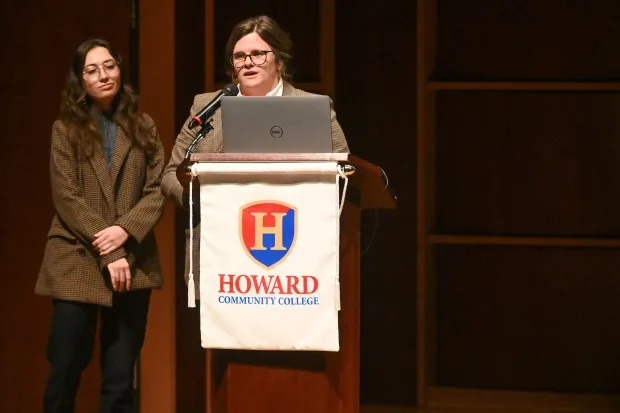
[82,59,119,82]
[231,50,274,68]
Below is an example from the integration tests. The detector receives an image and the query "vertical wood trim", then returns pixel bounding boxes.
[205,0,215,91]
[415,0,427,406]
[206,350,213,413]
[425,89,438,389]
[424,0,438,393]
[320,0,335,98]
[139,0,177,411]
[338,201,362,413]
[416,0,437,408]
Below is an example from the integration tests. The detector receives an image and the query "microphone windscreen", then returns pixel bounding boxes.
[223,84,239,96]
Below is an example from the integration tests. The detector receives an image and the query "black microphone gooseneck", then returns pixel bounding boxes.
[184,121,214,159]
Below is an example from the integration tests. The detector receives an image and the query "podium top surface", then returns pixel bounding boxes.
[189,152,348,163]
[186,153,397,210]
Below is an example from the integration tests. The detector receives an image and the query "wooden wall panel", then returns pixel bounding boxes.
[436,245,620,393]
[336,0,418,407]
[174,0,207,412]
[435,0,620,80]
[419,0,620,411]
[138,0,178,412]
[435,91,620,237]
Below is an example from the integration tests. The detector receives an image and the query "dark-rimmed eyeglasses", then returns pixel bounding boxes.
[231,50,274,68]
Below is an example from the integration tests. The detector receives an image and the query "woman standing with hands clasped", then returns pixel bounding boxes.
[36,38,165,413]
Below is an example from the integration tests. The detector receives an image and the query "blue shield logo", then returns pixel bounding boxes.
[240,201,297,269]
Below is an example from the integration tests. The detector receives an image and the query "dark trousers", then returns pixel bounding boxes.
[43,289,151,413]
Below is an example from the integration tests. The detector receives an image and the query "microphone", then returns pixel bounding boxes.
[187,84,238,129]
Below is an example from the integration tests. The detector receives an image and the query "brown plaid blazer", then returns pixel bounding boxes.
[36,114,166,307]
[160,82,350,297]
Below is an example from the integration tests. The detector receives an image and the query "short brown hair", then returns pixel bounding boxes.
[225,15,293,81]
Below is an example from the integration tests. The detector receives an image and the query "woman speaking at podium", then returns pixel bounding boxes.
[161,15,350,291]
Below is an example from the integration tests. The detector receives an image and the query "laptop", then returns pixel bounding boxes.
[220,95,333,153]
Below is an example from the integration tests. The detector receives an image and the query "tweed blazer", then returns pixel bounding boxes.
[36,114,166,307]
[160,81,349,297]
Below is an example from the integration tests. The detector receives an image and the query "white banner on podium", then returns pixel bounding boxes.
[190,162,345,351]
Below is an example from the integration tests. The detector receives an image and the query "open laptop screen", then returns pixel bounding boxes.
[221,95,333,153]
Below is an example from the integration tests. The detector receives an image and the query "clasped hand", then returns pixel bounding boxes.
[93,226,131,292]
[93,225,129,256]
[107,258,131,292]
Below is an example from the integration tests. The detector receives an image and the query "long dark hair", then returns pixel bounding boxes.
[59,39,156,158]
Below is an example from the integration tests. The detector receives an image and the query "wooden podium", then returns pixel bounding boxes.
[184,152,396,413]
